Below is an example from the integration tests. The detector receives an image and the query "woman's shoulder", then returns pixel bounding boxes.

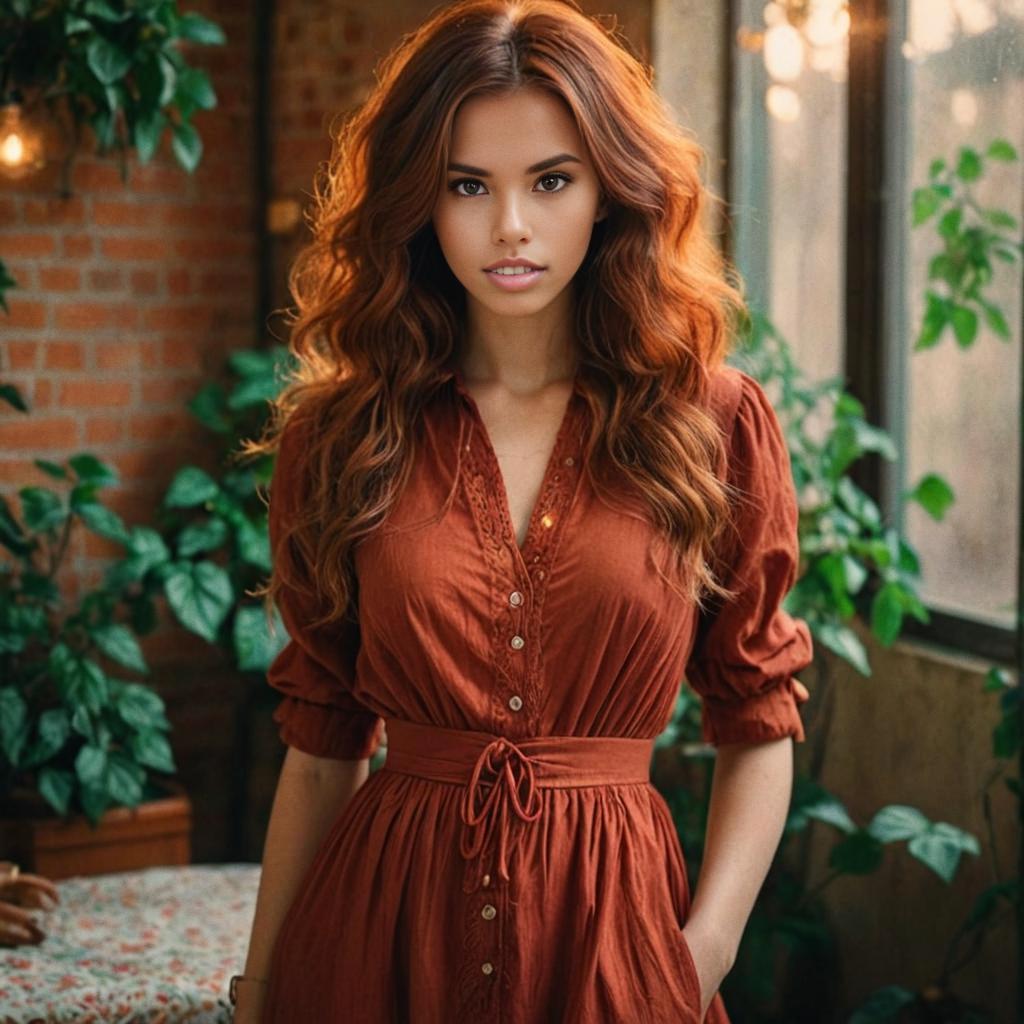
[702,362,747,436]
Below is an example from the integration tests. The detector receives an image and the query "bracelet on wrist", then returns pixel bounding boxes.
[229,974,268,1005]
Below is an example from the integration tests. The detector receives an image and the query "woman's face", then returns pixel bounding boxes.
[431,86,607,319]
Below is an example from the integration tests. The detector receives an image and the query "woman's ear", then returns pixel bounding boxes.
[595,193,608,223]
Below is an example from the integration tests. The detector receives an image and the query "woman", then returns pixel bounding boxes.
[235,1,813,1021]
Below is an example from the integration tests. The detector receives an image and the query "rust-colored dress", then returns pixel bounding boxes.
[260,362,814,1024]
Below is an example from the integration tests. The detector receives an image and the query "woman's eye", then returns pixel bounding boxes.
[448,172,573,197]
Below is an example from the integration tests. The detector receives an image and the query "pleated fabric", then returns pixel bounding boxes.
[260,362,814,1024]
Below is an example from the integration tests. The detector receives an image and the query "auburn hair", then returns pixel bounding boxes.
[242,0,748,633]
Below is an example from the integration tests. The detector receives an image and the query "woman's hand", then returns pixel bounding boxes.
[681,919,734,1023]
[232,979,268,1023]
[0,863,60,947]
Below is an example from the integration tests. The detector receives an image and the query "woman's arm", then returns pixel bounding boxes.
[233,746,372,1021]
[682,735,795,1021]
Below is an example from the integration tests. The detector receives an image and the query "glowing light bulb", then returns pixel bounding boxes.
[0,103,45,179]
[0,131,25,167]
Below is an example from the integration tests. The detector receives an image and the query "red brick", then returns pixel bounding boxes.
[84,416,125,444]
[130,411,189,442]
[139,340,161,370]
[0,197,15,222]
[88,268,124,291]
[162,338,203,371]
[39,266,81,291]
[0,415,79,449]
[44,342,86,370]
[96,340,142,370]
[72,160,124,191]
[33,379,54,408]
[172,236,253,260]
[141,376,199,405]
[102,236,172,261]
[6,341,38,370]
[62,234,93,258]
[143,305,212,331]
[3,232,57,258]
[92,200,154,228]
[133,164,193,196]
[5,302,46,329]
[54,303,113,330]
[59,378,133,408]
[23,196,86,227]
[167,268,190,296]
[129,269,159,295]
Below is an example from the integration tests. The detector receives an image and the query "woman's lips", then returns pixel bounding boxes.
[483,267,547,291]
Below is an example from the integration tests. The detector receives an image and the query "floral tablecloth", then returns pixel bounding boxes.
[0,864,261,1024]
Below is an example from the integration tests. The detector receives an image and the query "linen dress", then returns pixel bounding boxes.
[259,361,814,1024]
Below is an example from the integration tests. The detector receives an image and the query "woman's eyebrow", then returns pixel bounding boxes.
[446,153,583,177]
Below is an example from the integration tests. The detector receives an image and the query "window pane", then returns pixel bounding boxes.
[730,0,849,383]
[886,0,1022,628]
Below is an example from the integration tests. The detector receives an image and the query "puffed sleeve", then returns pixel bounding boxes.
[685,369,814,745]
[266,412,384,760]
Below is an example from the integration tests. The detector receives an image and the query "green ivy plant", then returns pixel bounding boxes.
[0,0,226,188]
[912,138,1021,350]
[0,346,294,827]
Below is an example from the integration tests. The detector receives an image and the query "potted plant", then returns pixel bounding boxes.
[0,443,191,879]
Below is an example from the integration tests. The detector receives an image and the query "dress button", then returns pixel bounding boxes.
[481,962,494,975]
[509,590,523,607]
[540,512,554,528]
[482,904,497,920]
[564,456,574,466]
[508,695,523,711]
[482,873,491,886]
[510,634,525,650]
[536,569,545,580]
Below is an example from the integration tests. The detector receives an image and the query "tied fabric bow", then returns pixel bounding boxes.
[459,738,543,893]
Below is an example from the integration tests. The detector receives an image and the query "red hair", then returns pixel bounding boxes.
[244,0,747,629]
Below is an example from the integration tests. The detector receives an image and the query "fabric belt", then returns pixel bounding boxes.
[383,717,656,894]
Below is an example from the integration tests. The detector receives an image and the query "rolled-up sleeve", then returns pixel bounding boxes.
[685,370,814,746]
[266,414,383,760]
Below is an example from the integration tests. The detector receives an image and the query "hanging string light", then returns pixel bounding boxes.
[0,91,46,180]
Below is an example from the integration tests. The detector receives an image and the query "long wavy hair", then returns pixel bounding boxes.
[243,0,748,632]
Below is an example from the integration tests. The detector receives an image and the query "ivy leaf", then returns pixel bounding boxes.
[233,604,288,671]
[92,622,149,674]
[20,487,66,532]
[911,186,941,226]
[171,120,203,174]
[134,109,167,164]
[176,517,229,556]
[163,559,234,642]
[955,146,982,182]
[38,768,75,817]
[164,466,219,508]
[129,730,177,773]
[86,36,132,85]
[69,453,119,486]
[986,138,1018,162]
[950,304,978,348]
[176,12,227,45]
[908,473,955,520]
[870,582,904,647]
[868,804,929,842]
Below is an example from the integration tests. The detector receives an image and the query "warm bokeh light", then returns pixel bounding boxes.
[764,22,805,81]
[950,87,979,125]
[0,103,46,179]
[765,83,802,121]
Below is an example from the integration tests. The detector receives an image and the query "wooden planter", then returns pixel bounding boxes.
[0,779,193,881]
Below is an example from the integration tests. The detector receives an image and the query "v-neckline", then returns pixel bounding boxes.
[451,365,580,563]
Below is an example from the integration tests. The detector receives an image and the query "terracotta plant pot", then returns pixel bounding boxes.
[0,779,193,881]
